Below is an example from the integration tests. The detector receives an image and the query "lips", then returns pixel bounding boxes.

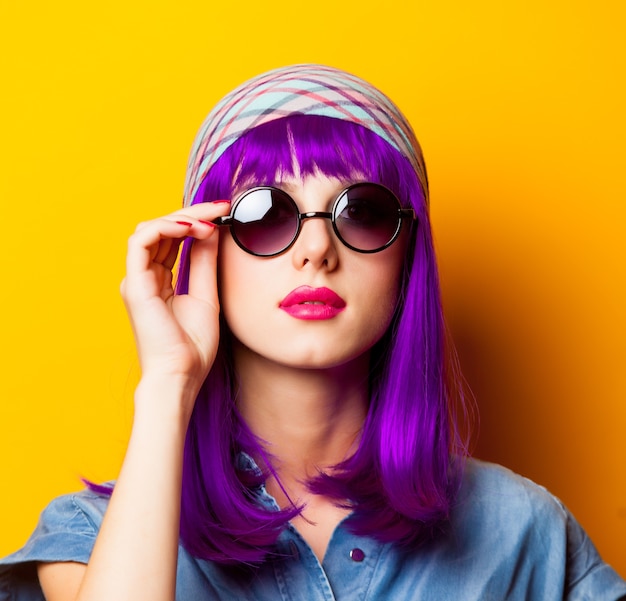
[279,286,346,320]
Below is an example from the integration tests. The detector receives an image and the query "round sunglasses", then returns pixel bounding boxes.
[212,182,417,257]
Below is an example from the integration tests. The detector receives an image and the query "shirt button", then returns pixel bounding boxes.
[350,548,365,562]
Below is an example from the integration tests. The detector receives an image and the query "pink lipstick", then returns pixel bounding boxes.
[279,286,346,320]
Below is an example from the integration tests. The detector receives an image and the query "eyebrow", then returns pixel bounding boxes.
[232,181,303,201]
[270,180,299,193]
[231,178,293,199]
[244,177,366,192]
[232,177,372,204]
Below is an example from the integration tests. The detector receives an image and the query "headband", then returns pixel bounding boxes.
[183,64,426,207]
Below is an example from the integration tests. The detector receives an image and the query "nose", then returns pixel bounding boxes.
[291,213,339,270]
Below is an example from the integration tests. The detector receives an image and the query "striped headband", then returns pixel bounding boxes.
[183,64,426,207]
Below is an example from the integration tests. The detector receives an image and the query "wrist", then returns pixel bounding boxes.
[133,374,202,428]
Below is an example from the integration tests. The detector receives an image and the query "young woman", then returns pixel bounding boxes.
[1,64,625,601]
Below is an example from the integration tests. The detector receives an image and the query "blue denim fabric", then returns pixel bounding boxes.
[1,459,625,600]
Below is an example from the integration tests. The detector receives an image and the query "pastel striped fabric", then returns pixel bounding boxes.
[183,64,426,207]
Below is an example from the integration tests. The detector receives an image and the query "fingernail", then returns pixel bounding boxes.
[199,220,217,228]
[176,220,193,226]
[213,200,231,205]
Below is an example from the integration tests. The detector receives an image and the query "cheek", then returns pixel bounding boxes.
[217,237,278,343]
[377,247,408,319]
[375,244,407,299]
[353,251,406,340]
[373,273,402,332]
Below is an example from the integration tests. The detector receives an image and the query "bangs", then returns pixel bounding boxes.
[191,115,426,211]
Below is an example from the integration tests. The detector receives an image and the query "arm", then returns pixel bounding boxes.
[38,201,231,601]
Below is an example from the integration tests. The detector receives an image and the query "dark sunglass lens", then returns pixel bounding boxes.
[334,184,401,251]
[231,188,298,256]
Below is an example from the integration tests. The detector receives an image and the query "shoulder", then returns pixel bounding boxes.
[1,485,112,571]
[452,458,588,560]
[447,459,626,599]
[0,486,113,601]
[458,458,566,517]
[33,485,112,546]
[448,459,571,557]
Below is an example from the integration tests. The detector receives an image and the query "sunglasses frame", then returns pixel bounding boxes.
[212,182,417,257]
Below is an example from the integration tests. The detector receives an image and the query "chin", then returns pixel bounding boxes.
[269,343,374,372]
[229,325,382,371]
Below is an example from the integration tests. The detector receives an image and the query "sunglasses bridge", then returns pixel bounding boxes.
[299,211,333,221]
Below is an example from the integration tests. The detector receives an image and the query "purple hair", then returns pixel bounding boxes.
[175,115,467,564]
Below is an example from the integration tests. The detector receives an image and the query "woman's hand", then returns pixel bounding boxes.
[120,201,231,415]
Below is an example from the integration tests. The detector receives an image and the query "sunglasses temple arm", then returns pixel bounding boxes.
[212,216,233,226]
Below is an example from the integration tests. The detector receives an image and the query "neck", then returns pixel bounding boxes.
[233,340,369,481]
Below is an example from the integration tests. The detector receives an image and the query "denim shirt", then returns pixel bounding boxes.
[1,459,625,600]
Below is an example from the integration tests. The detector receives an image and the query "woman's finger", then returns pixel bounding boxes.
[187,226,220,307]
[124,220,194,301]
[124,202,231,297]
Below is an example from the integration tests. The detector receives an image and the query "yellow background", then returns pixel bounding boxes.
[1,0,624,577]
